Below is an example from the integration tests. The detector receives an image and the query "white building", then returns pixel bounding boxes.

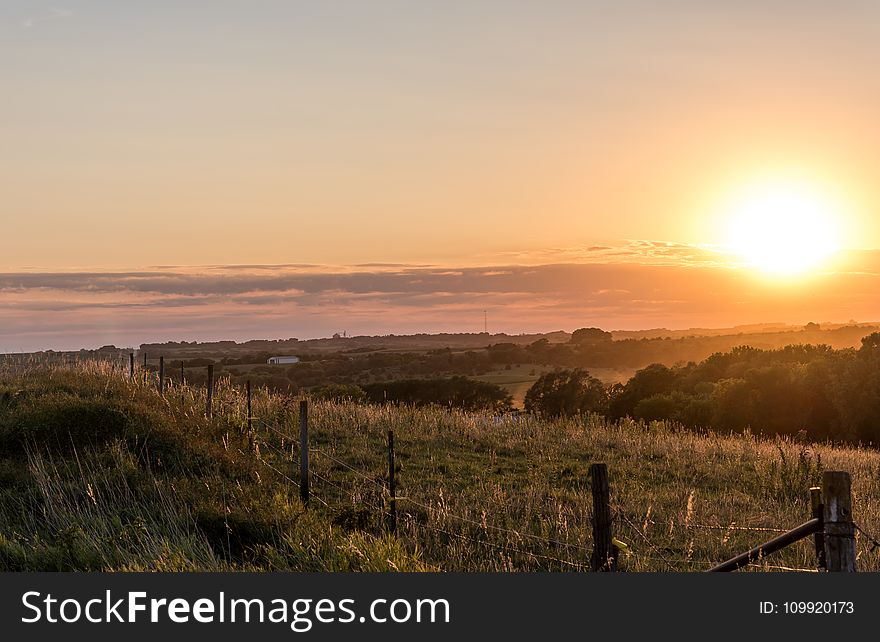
[267,356,300,365]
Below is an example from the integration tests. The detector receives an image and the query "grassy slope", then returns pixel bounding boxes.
[2,360,880,572]
[0,362,426,571]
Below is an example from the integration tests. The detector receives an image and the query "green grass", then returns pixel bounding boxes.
[474,365,546,408]
[0,361,427,571]
[2,359,880,572]
[476,364,637,409]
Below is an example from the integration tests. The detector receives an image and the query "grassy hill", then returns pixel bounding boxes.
[2,359,879,572]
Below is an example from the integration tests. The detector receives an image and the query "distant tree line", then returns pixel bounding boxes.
[523,333,880,444]
[360,377,513,413]
[309,377,512,412]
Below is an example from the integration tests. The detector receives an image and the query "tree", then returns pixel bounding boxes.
[362,377,513,413]
[570,327,613,344]
[524,369,607,417]
[608,363,677,419]
[314,383,366,403]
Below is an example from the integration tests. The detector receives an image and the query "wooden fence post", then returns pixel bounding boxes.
[591,463,616,571]
[180,362,185,384]
[158,356,165,395]
[246,380,253,448]
[206,364,214,419]
[388,429,397,534]
[142,352,147,383]
[810,486,826,570]
[129,353,134,380]
[822,471,856,572]
[299,399,309,506]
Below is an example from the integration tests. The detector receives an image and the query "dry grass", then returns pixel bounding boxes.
[2,356,879,572]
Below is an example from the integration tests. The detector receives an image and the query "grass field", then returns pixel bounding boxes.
[2,359,879,572]
[476,364,636,409]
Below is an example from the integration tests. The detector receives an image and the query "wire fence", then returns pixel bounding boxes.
[243,414,846,572]
[144,363,880,571]
[11,357,880,572]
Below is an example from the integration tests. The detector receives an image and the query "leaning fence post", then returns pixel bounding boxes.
[158,356,165,395]
[591,463,616,571]
[299,399,310,506]
[810,486,826,570]
[206,364,214,419]
[388,429,397,534]
[822,471,856,572]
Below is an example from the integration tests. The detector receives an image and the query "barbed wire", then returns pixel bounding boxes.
[685,523,789,534]
[615,512,679,571]
[854,521,880,553]
[311,448,387,490]
[255,457,299,488]
[70,369,843,573]
[256,438,294,462]
[308,492,332,509]
[250,426,811,573]
[399,513,590,571]
[257,421,586,555]
[633,553,715,569]
[252,417,288,438]
[310,469,356,496]
[746,563,819,572]
[399,496,592,553]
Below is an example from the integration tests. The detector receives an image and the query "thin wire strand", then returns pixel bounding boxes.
[191,388,819,572]
[311,448,387,489]
[616,512,678,571]
[854,522,880,552]
[685,523,789,534]
[399,514,590,571]
[746,563,819,573]
[399,496,591,553]
[256,458,299,488]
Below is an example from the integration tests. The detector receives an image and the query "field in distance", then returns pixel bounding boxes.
[474,364,636,408]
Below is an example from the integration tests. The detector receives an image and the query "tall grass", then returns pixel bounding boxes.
[2,357,879,571]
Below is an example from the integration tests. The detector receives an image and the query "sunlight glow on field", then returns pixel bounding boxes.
[722,181,843,276]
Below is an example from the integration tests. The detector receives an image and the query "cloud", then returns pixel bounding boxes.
[3,247,880,352]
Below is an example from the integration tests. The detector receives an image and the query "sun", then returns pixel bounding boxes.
[722,181,842,276]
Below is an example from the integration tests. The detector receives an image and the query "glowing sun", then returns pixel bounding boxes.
[723,182,842,275]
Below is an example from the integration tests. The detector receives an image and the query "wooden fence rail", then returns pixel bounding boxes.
[708,470,856,572]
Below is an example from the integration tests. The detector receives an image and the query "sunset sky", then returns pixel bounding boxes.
[3,1,880,350]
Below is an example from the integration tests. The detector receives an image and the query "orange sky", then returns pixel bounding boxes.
[2,2,879,349]
[3,245,880,351]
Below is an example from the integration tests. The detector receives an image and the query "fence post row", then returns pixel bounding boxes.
[299,399,310,506]
[590,463,616,572]
[122,363,863,575]
[206,364,214,419]
[388,430,397,534]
